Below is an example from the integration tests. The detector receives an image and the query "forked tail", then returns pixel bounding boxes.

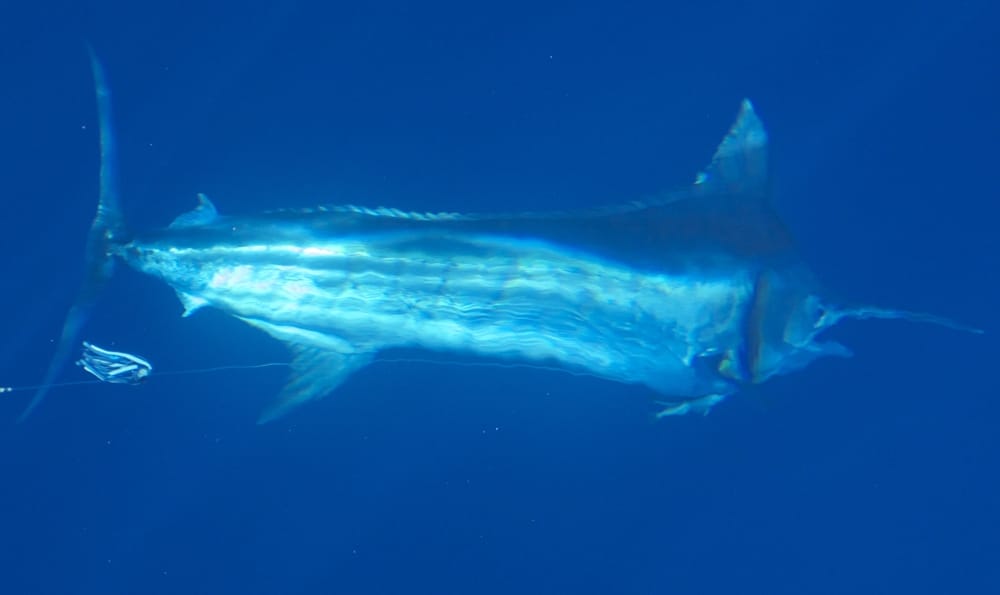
[18,50,125,421]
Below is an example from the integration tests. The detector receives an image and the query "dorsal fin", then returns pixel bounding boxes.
[169,193,219,229]
[694,99,769,195]
[261,203,471,222]
[249,102,768,230]
[257,345,372,424]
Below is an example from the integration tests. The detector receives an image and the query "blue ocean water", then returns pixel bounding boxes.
[1,1,997,593]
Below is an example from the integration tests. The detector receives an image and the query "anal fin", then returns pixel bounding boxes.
[257,345,372,424]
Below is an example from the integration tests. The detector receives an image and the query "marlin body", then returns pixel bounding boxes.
[19,57,977,423]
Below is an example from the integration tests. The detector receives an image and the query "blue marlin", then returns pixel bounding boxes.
[19,56,979,423]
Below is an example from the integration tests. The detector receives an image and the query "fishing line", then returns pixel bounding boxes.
[1,350,599,395]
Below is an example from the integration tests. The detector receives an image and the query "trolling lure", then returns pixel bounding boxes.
[4,340,283,394]
[1,341,153,395]
[0,341,520,396]
[76,341,152,385]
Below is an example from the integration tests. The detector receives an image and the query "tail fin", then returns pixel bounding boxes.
[18,51,125,421]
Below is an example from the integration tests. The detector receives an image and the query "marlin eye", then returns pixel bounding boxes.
[817,306,829,326]
[803,295,827,328]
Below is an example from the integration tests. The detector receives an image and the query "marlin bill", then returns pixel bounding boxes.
[18,56,981,423]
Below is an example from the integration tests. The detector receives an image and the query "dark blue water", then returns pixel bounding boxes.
[2,2,997,593]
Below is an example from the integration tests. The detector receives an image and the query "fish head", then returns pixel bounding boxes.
[742,268,981,385]
[742,268,852,385]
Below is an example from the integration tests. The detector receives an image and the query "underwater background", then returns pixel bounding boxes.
[1,1,997,593]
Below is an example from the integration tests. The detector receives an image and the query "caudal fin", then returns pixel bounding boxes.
[18,50,125,422]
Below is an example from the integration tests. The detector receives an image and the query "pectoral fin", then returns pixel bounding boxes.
[257,345,372,424]
[654,394,727,419]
